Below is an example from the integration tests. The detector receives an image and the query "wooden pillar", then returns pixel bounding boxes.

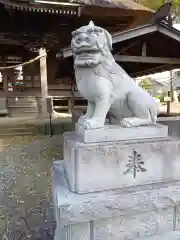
[167,90,171,115]
[2,70,9,116]
[142,42,147,57]
[30,63,35,88]
[11,69,15,92]
[170,70,174,102]
[68,98,72,114]
[2,56,8,94]
[2,71,8,94]
[39,48,48,116]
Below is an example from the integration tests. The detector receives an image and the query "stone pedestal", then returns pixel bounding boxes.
[75,123,168,143]
[52,124,180,240]
[64,133,180,194]
[0,98,8,115]
[52,161,180,240]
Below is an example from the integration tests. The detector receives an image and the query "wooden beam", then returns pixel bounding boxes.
[112,25,157,44]
[114,55,180,64]
[158,25,180,43]
[61,48,72,58]
[116,40,139,55]
[131,64,167,77]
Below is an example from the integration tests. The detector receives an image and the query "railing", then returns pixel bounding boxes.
[52,96,87,113]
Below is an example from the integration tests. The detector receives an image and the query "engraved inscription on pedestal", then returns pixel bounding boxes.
[124,150,147,178]
[64,132,180,194]
[78,145,119,169]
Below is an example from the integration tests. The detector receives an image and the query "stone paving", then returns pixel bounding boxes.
[0,134,64,239]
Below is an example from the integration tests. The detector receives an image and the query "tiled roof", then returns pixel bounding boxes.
[0,0,153,13]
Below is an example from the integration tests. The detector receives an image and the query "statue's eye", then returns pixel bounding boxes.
[91,31,97,35]
[87,29,95,34]
[72,33,79,39]
[95,30,101,36]
[94,27,102,35]
[88,29,101,36]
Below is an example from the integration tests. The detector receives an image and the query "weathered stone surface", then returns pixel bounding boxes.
[140,232,180,240]
[54,222,90,240]
[158,117,180,137]
[73,113,180,138]
[0,97,8,115]
[52,162,180,240]
[175,206,180,231]
[52,161,180,225]
[64,132,180,193]
[75,123,168,143]
[94,209,174,239]
[72,22,159,130]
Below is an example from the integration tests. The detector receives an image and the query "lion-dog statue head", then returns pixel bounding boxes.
[71,21,113,68]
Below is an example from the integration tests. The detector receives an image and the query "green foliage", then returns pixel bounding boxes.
[178,93,180,102]
[139,0,180,21]
[139,0,180,10]
[140,77,153,91]
[154,95,161,100]
[155,91,169,103]
[139,0,166,10]
[155,95,165,102]
[172,0,180,9]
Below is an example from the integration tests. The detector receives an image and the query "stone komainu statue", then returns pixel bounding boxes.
[71,21,159,129]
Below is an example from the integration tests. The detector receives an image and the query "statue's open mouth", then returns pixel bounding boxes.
[74,48,99,60]
[77,51,96,56]
[74,47,99,54]
[77,53,92,57]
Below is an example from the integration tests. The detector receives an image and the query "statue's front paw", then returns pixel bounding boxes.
[78,115,88,125]
[83,118,104,129]
[120,118,133,128]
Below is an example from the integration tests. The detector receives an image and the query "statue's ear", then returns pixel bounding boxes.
[103,29,112,50]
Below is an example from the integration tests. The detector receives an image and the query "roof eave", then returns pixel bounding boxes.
[0,0,79,15]
[61,23,180,58]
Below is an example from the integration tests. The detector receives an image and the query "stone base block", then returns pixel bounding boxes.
[64,132,180,193]
[142,232,180,240]
[52,161,180,240]
[75,123,168,143]
[0,97,8,115]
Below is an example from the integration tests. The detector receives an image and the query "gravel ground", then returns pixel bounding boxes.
[0,134,64,239]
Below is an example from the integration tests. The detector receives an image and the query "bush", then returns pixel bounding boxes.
[178,94,180,102]
[159,95,165,103]
[154,95,164,103]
